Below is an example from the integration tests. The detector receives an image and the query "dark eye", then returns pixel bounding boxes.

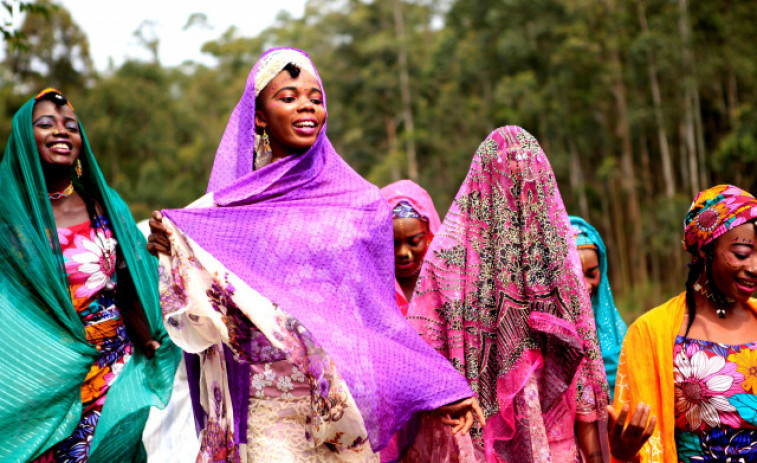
[734,253,749,260]
[65,122,79,132]
[34,120,53,129]
[280,96,295,103]
[311,98,323,105]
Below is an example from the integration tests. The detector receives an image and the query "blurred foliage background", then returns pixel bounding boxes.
[2,0,757,323]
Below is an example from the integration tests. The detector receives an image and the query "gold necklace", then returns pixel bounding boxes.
[49,182,74,200]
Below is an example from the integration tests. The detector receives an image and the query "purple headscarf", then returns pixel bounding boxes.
[162,48,472,450]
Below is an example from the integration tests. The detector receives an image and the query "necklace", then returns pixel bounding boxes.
[49,182,74,200]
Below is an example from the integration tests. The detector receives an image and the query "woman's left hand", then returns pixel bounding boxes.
[432,397,486,435]
[143,339,161,359]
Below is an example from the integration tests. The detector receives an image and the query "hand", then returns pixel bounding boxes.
[146,210,172,256]
[607,403,657,462]
[432,397,486,436]
[143,339,161,359]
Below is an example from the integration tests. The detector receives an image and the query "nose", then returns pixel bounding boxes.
[397,244,412,261]
[53,121,70,137]
[298,95,315,112]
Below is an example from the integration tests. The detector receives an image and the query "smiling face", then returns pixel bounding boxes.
[579,248,601,297]
[32,100,82,170]
[708,222,757,303]
[393,217,430,279]
[254,68,325,160]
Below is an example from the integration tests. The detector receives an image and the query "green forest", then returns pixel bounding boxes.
[2,0,756,321]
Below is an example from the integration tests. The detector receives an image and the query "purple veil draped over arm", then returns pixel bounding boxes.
[162,48,472,451]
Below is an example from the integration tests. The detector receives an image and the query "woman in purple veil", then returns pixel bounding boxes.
[147,48,482,462]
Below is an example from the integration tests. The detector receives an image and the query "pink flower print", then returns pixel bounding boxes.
[57,227,73,246]
[64,228,118,298]
[674,344,744,431]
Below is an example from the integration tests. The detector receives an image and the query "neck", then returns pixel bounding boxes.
[398,274,419,301]
[45,175,72,194]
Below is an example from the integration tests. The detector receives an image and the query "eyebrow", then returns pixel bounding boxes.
[272,86,323,97]
[33,114,77,124]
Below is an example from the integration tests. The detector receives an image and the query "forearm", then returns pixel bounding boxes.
[576,419,603,463]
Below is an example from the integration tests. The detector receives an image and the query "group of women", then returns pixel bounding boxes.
[2,47,757,463]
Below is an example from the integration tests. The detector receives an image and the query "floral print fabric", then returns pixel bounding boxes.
[33,217,131,463]
[674,336,757,461]
[158,214,376,462]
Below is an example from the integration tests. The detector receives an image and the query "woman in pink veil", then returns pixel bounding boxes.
[407,126,609,462]
[380,180,441,316]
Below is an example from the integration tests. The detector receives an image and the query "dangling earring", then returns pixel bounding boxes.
[262,129,272,156]
[75,159,83,177]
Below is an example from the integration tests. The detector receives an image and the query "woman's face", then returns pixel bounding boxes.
[393,217,430,279]
[709,222,757,303]
[255,69,325,159]
[32,100,81,169]
[579,248,601,297]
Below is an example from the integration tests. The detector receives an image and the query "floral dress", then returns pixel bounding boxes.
[674,336,757,462]
[33,216,132,463]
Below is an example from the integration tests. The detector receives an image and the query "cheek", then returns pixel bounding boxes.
[721,252,746,271]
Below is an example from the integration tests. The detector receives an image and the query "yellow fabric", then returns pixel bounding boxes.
[612,293,757,462]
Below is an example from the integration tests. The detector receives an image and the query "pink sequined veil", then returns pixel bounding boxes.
[407,126,609,462]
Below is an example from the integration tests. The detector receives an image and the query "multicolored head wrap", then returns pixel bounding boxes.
[380,179,441,239]
[683,185,757,256]
[392,200,423,220]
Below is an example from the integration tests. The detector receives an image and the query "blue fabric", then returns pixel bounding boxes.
[570,216,627,399]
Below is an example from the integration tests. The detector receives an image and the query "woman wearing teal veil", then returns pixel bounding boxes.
[569,216,627,399]
[0,89,180,462]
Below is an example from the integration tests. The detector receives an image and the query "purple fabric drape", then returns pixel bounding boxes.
[163,48,472,451]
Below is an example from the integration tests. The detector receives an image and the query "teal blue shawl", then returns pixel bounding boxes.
[0,97,181,461]
[570,216,627,399]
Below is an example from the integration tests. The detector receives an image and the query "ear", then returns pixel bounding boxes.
[255,109,267,132]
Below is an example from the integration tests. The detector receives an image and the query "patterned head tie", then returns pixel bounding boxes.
[253,49,316,98]
[683,184,757,255]
[573,226,598,251]
[392,200,424,221]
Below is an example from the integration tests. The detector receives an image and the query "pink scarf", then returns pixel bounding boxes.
[407,126,608,462]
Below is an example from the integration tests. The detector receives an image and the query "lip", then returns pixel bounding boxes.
[735,278,757,294]
[47,140,73,155]
[293,118,319,136]
[396,262,416,270]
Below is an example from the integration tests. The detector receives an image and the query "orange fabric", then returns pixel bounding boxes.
[612,293,757,462]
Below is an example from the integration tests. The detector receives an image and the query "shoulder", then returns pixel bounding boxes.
[626,293,686,342]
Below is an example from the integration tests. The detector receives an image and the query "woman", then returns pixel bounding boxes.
[570,216,627,399]
[609,184,757,462]
[0,89,180,462]
[380,180,441,316]
[407,126,609,462]
[148,48,482,462]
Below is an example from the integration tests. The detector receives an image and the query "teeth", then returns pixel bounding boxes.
[294,121,316,128]
[50,143,69,149]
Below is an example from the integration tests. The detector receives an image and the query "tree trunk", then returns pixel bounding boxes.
[637,0,675,198]
[568,138,589,219]
[393,0,418,180]
[678,0,701,195]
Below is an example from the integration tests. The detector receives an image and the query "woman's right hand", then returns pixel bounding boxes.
[146,210,172,256]
[607,402,657,462]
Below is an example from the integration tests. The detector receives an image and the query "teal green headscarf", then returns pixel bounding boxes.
[569,216,627,400]
[0,96,181,461]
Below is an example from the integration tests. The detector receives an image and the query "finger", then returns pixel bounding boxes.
[152,210,163,221]
[472,398,486,426]
[459,410,474,436]
[439,398,473,416]
[439,414,458,426]
[623,403,648,441]
[606,404,618,434]
[612,404,629,439]
[642,415,657,441]
[452,415,465,435]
